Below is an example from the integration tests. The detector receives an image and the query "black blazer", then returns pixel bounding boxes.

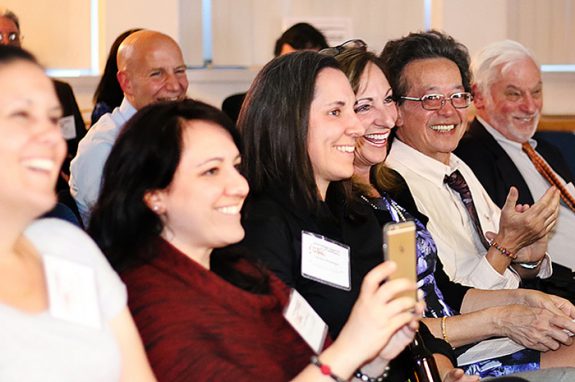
[454,118,574,208]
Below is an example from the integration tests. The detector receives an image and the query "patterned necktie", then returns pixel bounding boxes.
[522,142,575,213]
[444,170,491,249]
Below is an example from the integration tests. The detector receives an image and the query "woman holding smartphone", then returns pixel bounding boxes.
[238,49,475,381]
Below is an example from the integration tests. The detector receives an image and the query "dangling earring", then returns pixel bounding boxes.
[152,205,160,212]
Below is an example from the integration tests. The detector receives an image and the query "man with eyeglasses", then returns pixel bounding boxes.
[381,31,559,291]
[454,40,575,277]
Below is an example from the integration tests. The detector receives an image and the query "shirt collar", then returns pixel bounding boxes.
[477,115,538,150]
[389,139,465,188]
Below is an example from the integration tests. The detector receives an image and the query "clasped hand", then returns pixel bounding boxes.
[497,290,575,351]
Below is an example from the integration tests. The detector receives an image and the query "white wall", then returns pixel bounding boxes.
[34,0,573,116]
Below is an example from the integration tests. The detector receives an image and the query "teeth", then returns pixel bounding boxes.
[216,205,241,215]
[335,145,355,153]
[158,97,180,102]
[22,158,55,171]
[430,124,455,132]
[515,116,534,122]
[364,133,390,141]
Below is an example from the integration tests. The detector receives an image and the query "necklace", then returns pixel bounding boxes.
[361,194,407,222]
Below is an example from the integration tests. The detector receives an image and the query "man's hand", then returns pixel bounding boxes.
[494,304,575,351]
[494,186,559,254]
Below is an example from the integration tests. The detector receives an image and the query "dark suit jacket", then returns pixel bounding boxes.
[454,118,574,208]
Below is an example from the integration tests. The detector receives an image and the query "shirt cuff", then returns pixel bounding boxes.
[469,256,521,289]
[536,253,553,279]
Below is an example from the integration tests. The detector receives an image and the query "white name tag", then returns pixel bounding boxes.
[44,255,101,329]
[58,115,77,140]
[283,289,328,353]
[301,231,351,290]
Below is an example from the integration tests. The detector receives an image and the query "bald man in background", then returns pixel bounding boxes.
[70,30,189,226]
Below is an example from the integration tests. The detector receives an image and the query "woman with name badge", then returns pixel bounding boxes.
[238,50,467,381]
[89,98,424,381]
[0,46,156,381]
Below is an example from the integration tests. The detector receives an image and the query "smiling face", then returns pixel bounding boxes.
[396,57,469,165]
[307,67,364,198]
[150,120,249,261]
[353,62,397,172]
[0,60,66,218]
[474,57,542,143]
[119,34,188,110]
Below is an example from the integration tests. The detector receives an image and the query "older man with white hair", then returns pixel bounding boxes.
[455,40,575,271]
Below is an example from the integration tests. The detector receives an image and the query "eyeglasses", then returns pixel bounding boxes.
[400,92,473,111]
[319,39,367,57]
[0,32,20,46]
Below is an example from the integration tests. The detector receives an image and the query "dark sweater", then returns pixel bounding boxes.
[121,238,313,382]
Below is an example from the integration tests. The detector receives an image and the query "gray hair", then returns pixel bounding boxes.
[0,8,20,31]
[472,40,539,93]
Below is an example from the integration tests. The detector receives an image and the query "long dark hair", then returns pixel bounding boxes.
[92,28,142,108]
[239,51,342,212]
[89,99,269,293]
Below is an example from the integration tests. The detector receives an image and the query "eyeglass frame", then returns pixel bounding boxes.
[0,31,21,45]
[399,92,473,111]
[319,39,367,57]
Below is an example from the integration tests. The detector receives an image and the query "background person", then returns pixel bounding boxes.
[90,28,142,126]
[221,22,328,123]
[454,40,575,274]
[69,29,188,226]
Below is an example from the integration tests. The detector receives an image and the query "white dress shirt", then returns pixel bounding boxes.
[69,98,137,226]
[480,117,575,270]
[387,139,551,289]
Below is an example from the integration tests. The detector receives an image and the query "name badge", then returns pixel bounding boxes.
[283,289,328,353]
[44,255,101,329]
[58,115,77,140]
[301,231,351,291]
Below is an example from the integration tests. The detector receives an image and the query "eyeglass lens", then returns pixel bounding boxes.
[0,32,18,43]
[423,93,471,110]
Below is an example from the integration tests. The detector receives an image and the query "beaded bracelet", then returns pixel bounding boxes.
[441,316,453,348]
[354,366,390,382]
[310,356,346,382]
[490,241,517,260]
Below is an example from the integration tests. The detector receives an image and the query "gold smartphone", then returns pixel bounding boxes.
[383,221,417,300]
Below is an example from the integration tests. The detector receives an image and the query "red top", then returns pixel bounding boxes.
[121,238,314,381]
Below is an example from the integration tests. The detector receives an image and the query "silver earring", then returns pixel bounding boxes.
[152,205,159,212]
